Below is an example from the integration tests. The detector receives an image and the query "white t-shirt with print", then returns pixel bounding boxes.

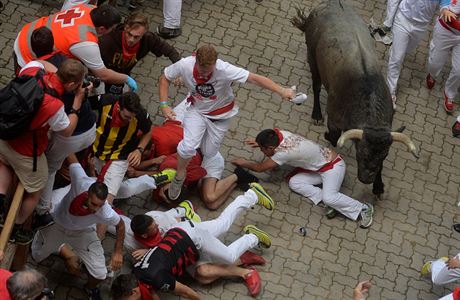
[52,163,121,231]
[164,56,249,119]
[271,130,332,171]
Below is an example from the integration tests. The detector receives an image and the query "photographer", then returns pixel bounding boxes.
[0,59,86,245]
[29,27,98,230]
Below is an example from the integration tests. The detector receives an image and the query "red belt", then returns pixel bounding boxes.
[285,156,343,182]
[439,18,460,33]
[187,96,235,116]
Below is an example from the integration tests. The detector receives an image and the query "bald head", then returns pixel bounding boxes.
[7,268,47,300]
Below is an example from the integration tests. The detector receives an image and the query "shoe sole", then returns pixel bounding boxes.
[244,225,271,248]
[168,176,185,201]
[33,221,55,231]
[249,183,274,210]
[179,200,201,222]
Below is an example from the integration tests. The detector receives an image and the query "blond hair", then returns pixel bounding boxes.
[196,44,218,66]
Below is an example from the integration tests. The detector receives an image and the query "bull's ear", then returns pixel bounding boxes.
[394,125,406,133]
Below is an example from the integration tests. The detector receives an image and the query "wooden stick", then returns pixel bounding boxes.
[0,183,24,255]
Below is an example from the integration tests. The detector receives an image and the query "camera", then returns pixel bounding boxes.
[82,75,101,88]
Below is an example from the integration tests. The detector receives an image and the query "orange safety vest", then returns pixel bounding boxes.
[17,4,98,63]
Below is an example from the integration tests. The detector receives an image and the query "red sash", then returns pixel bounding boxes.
[138,282,154,300]
[134,232,162,248]
[69,192,92,216]
[285,156,343,181]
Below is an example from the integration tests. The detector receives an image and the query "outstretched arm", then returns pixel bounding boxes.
[173,281,201,300]
[247,73,295,100]
[231,157,278,172]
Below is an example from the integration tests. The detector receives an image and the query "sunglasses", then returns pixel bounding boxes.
[34,288,55,300]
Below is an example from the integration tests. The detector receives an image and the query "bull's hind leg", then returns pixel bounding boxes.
[308,51,323,124]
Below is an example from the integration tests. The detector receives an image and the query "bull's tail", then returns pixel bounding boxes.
[291,7,308,32]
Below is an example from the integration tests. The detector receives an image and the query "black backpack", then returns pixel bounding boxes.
[0,70,57,171]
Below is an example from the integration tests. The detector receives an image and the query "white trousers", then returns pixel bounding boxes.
[177,106,231,160]
[428,20,460,100]
[163,0,182,28]
[176,190,259,264]
[431,254,460,285]
[387,10,429,96]
[383,0,401,28]
[37,125,96,214]
[288,160,364,220]
[94,158,129,197]
[32,223,107,280]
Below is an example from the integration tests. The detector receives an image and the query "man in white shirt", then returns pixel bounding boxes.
[31,154,125,300]
[386,0,440,108]
[159,44,295,201]
[232,129,375,228]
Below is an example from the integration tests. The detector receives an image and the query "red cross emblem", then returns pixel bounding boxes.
[55,7,85,28]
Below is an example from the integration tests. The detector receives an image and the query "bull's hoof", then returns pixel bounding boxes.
[312,118,324,126]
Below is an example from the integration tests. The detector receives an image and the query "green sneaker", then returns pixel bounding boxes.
[244,225,272,248]
[421,257,448,277]
[152,169,176,186]
[249,182,274,211]
[359,203,374,229]
[178,200,201,223]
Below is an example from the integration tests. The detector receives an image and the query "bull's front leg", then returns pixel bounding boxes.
[308,52,323,124]
[372,165,384,198]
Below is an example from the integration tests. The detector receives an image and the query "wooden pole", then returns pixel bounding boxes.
[0,183,24,269]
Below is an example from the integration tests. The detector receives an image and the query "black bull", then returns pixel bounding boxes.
[292,0,418,196]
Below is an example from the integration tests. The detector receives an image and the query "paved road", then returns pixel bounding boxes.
[1,0,460,299]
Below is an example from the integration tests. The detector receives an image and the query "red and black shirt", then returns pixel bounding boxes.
[133,228,199,292]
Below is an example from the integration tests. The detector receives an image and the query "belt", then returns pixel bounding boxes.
[186,96,235,116]
[316,156,342,173]
[438,18,460,34]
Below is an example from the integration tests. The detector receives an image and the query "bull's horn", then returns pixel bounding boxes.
[391,132,419,159]
[337,129,363,147]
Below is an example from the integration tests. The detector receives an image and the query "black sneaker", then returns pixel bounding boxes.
[9,225,34,245]
[86,287,102,300]
[453,223,460,233]
[452,121,460,138]
[157,24,182,39]
[32,212,55,231]
[128,1,137,10]
[234,167,259,185]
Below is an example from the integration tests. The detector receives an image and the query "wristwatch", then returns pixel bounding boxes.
[136,146,145,154]
[69,108,81,116]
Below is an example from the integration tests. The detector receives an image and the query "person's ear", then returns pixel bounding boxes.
[132,286,141,295]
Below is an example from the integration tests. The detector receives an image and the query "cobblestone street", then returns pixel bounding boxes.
[1,0,460,299]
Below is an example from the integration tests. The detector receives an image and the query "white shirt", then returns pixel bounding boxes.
[53,163,121,231]
[61,0,89,11]
[164,56,249,119]
[271,130,333,171]
[399,0,439,24]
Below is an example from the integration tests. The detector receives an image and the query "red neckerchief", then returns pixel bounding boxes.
[193,63,213,85]
[69,192,92,216]
[273,128,284,146]
[453,286,460,300]
[111,102,128,127]
[138,281,155,299]
[121,32,140,63]
[134,232,162,248]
